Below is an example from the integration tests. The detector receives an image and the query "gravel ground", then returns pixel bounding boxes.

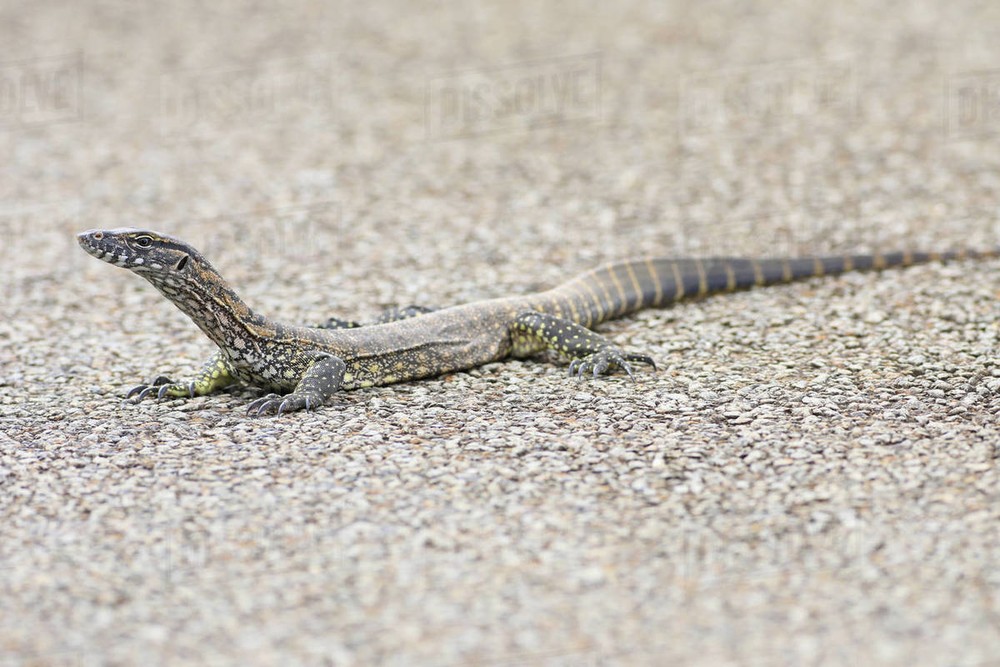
[2,1,1000,665]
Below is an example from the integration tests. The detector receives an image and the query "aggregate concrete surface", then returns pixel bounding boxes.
[2,1,1000,665]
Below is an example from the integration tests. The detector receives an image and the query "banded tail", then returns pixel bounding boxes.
[532,249,993,327]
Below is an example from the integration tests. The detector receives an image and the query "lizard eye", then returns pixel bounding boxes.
[134,235,153,248]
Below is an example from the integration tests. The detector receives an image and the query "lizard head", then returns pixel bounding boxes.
[77,227,260,342]
[77,228,201,281]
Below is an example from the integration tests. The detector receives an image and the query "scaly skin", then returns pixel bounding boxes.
[77,228,987,416]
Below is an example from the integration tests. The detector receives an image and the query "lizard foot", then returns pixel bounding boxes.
[246,392,323,417]
[126,376,196,401]
[568,349,657,381]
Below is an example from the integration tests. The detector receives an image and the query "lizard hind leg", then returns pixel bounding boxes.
[315,305,435,330]
[371,305,435,324]
[509,311,656,381]
[315,316,363,330]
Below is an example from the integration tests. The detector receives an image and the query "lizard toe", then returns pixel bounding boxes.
[127,376,177,401]
[624,353,656,370]
[571,348,654,381]
[247,394,282,417]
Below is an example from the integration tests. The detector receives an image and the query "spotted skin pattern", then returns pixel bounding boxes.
[510,312,656,380]
[77,228,989,416]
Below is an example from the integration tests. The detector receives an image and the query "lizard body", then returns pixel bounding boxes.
[77,228,984,415]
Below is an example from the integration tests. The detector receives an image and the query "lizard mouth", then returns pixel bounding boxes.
[77,230,100,253]
[77,230,118,263]
[77,229,140,268]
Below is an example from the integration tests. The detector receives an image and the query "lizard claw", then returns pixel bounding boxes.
[624,353,656,371]
[128,376,199,402]
[246,394,282,417]
[568,349,656,381]
[247,392,322,417]
[136,386,158,401]
[127,376,173,401]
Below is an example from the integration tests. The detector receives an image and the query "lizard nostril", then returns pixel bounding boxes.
[93,231,103,240]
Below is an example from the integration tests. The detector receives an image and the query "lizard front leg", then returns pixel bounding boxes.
[246,355,347,417]
[510,311,656,380]
[127,351,237,401]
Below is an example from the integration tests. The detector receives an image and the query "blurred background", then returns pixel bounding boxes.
[5,0,1000,306]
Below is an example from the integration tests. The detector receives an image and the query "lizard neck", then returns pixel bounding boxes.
[140,256,272,350]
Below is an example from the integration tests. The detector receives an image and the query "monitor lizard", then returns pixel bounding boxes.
[77,228,985,416]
